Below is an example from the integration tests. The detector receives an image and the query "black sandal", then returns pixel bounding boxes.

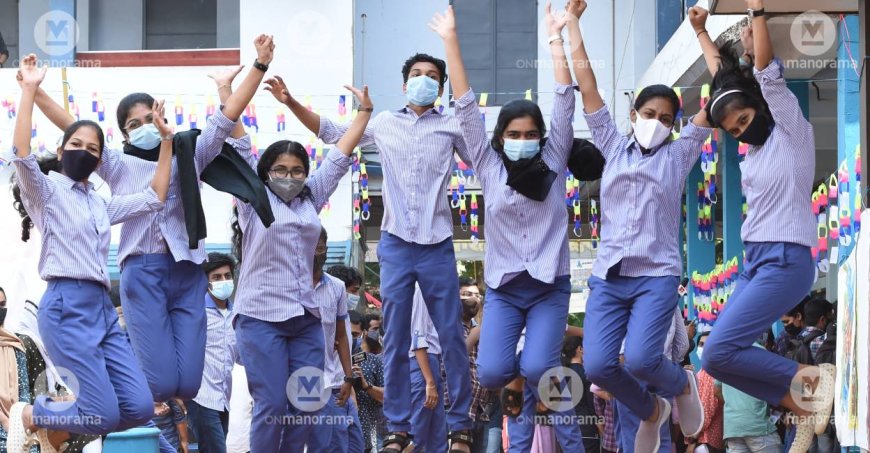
[501,387,523,418]
[379,432,413,453]
[448,430,474,453]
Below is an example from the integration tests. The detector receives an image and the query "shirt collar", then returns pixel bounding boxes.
[204,292,232,311]
[47,170,94,191]
[399,105,442,118]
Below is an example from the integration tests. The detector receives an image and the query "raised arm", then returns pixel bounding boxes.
[150,100,173,202]
[222,35,274,122]
[264,75,322,135]
[12,55,46,160]
[689,7,721,77]
[308,86,372,208]
[210,65,247,139]
[566,0,603,114]
[430,6,499,172]
[748,0,773,70]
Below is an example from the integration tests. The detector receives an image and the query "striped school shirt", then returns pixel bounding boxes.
[409,284,441,357]
[232,139,352,323]
[319,107,470,245]
[454,84,576,288]
[313,273,350,389]
[741,59,815,248]
[585,106,712,279]
[11,153,164,289]
[193,293,239,412]
[96,108,236,267]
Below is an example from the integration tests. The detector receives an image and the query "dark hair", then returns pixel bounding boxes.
[787,296,809,318]
[117,92,155,135]
[319,227,328,245]
[634,84,680,119]
[203,252,236,278]
[704,42,769,129]
[0,286,5,296]
[348,311,364,327]
[401,53,447,87]
[698,331,711,341]
[327,265,363,288]
[561,336,583,366]
[804,298,831,328]
[257,140,312,185]
[490,100,547,152]
[12,154,61,242]
[459,276,477,288]
[363,313,381,331]
[109,284,122,308]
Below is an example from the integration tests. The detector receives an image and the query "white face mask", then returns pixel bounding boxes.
[210,280,235,301]
[632,115,672,150]
[347,293,361,311]
[696,346,704,361]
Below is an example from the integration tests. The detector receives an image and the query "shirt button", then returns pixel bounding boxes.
[523,234,527,239]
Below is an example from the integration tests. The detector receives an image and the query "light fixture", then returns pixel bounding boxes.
[709,0,858,15]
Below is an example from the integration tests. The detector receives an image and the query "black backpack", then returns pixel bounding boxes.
[785,329,826,365]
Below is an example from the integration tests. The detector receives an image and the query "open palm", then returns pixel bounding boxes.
[428,6,457,39]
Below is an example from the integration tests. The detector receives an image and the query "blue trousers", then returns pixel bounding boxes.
[583,275,688,420]
[32,279,153,434]
[474,272,581,452]
[235,311,325,453]
[121,253,208,401]
[409,353,448,452]
[615,398,671,453]
[703,242,813,406]
[378,232,473,433]
[308,390,364,453]
[186,400,229,453]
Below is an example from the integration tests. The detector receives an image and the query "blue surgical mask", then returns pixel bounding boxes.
[209,280,235,301]
[347,293,361,311]
[128,123,161,150]
[502,139,541,161]
[353,337,362,352]
[406,76,440,107]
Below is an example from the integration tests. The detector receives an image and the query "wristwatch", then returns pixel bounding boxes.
[343,375,355,384]
[253,59,269,72]
[747,8,765,18]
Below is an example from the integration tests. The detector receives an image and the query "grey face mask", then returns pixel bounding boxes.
[268,177,306,202]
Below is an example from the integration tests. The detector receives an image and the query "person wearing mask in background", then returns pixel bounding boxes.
[365,314,382,336]
[776,298,807,357]
[459,278,497,453]
[721,337,783,453]
[0,287,35,453]
[308,229,363,453]
[327,265,365,314]
[686,331,724,453]
[800,298,831,363]
[5,54,173,453]
[350,312,387,452]
[188,253,240,453]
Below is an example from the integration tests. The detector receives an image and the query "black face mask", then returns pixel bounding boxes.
[461,299,479,318]
[784,323,801,337]
[0,307,7,327]
[737,111,774,146]
[61,149,100,182]
[314,252,327,271]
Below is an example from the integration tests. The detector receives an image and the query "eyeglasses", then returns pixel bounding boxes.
[269,167,307,179]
